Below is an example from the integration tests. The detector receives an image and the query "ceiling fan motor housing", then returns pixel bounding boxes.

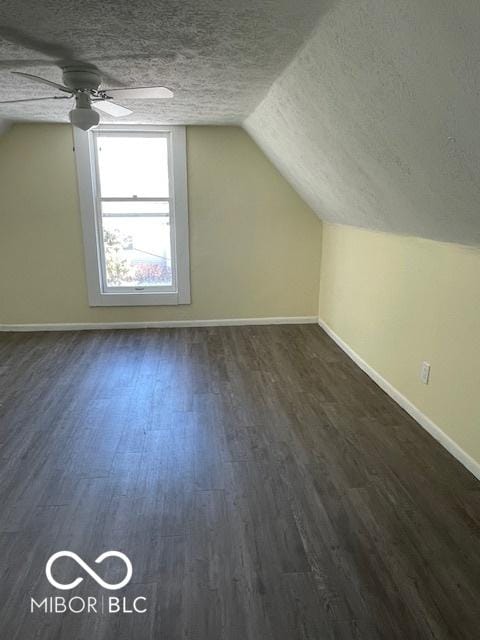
[62,65,101,91]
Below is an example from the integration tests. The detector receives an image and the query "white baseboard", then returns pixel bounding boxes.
[0,316,318,332]
[318,318,480,482]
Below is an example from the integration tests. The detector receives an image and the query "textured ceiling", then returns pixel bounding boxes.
[3,0,480,247]
[246,0,480,246]
[0,0,328,125]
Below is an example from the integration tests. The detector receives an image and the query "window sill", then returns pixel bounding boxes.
[88,290,191,307]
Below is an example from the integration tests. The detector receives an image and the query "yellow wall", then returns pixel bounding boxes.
[0,124,321,324]
[4,123,477,468]
[319,223,480,465]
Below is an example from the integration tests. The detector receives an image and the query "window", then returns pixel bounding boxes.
[74,125,190,306]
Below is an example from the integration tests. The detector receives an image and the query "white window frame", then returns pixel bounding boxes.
[74,124,190,306]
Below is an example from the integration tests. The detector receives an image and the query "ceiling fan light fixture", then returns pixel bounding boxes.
[69,106,100,131]
[8,68,173,124]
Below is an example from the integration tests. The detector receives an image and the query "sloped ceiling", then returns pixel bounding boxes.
[2,0,480,246]
[0,0,328,124]
[246,0,480,246]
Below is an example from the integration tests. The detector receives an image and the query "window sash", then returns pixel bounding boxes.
[101,213,171,218]
[93,130,171,199]
[91,130,177,294]
[100,197,171,201]
[101,199,171,218]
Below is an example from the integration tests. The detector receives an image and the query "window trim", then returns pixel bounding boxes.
[74,124,191,306]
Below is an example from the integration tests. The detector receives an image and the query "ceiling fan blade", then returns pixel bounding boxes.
[0,25,123,85]
[93,100,133,117]
[0,95,71,104]
[103,86,174,100]
[0,58,53,69]
[0,25,75,61]
[12,71,71,93]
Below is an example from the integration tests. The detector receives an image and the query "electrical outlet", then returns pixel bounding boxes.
[420,361,431,385]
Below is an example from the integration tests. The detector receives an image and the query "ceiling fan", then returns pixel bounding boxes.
[0,64,174,130]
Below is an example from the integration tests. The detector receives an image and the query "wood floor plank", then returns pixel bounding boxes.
[0,325,478,639]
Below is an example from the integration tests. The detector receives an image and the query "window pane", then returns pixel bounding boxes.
[101,201,170,216]
[96,135,169,198]
[102,217,172,288]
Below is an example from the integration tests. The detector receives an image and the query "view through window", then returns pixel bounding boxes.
[94,134,174,290]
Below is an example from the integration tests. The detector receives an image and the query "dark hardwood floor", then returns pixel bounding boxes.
[0,325,478,639]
